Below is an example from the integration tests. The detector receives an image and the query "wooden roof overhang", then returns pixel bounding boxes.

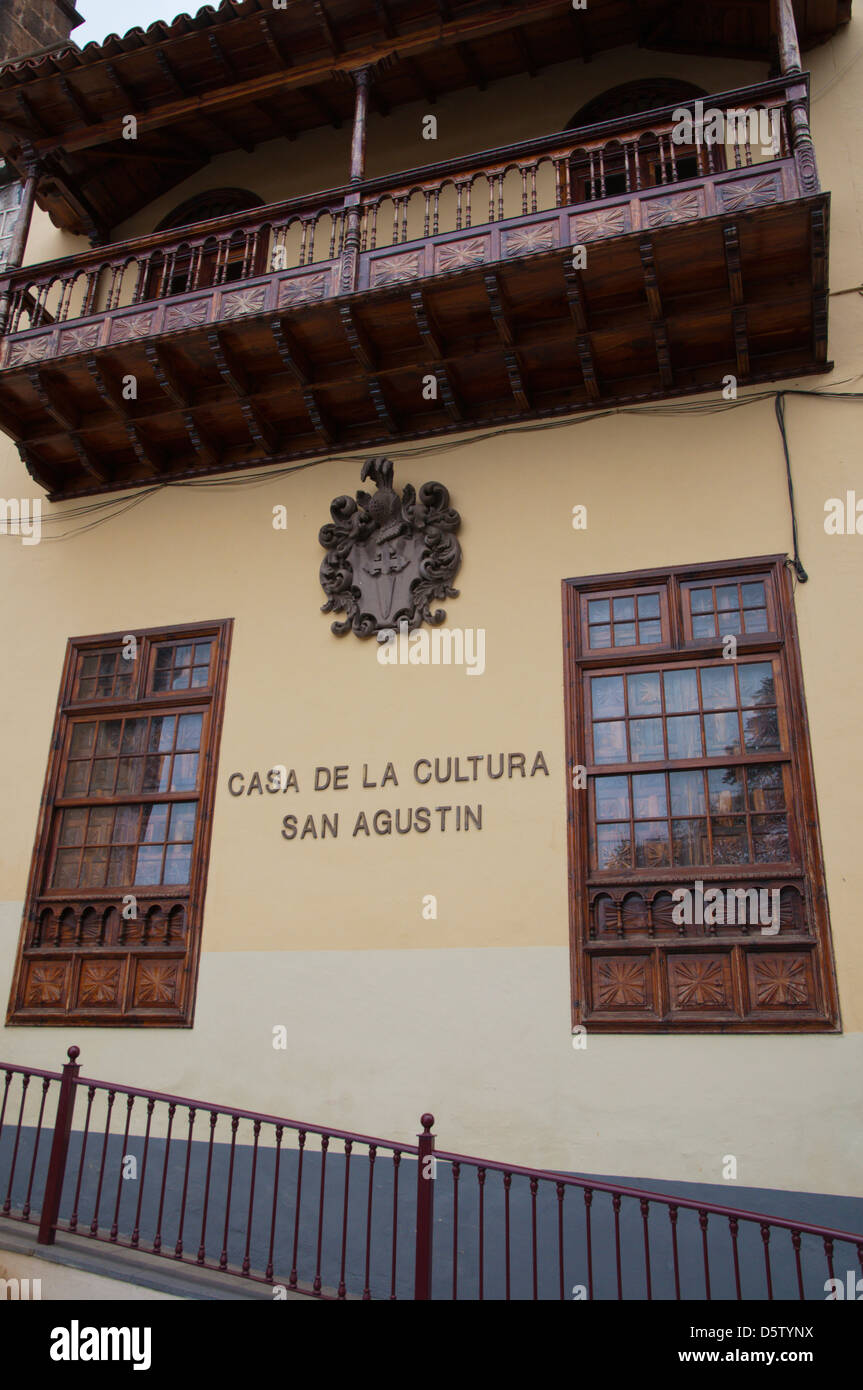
[0,77,831,500]
[0,0,852,238]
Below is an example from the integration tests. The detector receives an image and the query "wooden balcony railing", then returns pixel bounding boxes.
[0,75,818,366]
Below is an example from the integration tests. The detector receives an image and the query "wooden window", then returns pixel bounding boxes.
[6,621,232,1028]
[563,558,839,1033]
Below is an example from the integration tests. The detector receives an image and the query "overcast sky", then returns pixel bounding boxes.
[76,0,193,46]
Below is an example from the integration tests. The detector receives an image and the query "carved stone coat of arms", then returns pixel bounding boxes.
[318,457,462,637]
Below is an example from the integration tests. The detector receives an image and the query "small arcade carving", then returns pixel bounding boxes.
[319,457,462,638]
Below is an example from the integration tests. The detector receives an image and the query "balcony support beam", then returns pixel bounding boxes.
[410,289,464,421]
[562,257,600,401]
[639,239,673,390]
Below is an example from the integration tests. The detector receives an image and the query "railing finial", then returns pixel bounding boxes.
[67,1045,80,1062]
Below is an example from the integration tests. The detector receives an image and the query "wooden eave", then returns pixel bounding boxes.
[0,0,851,237]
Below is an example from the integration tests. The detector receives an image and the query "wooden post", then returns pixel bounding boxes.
[773,0,803,75]
[37,1046,81,1245]
[414,1113,435,1300]
[0,149,40,335]
[339,66,372,294]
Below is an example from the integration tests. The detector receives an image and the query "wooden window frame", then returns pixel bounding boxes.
[562,556,840,1034]
[6,619,232,1028]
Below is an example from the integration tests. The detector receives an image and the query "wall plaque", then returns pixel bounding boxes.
[318,457,462,637]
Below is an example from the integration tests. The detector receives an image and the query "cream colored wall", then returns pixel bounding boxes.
[1,29,862,1196]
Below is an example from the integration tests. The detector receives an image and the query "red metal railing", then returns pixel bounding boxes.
[1,1047,860,1299]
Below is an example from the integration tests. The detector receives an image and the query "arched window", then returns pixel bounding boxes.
[565,80,723,207]
[149,188,267,300]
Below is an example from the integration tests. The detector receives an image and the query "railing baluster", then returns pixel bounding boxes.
[497,172,504,222]
[699,1209,711,1300]
[362,1144,375,1300]
[337,1138,352,1299]
[669,1204,681,1299]
[520,166,528,216]
[823,1235,835,1286]
[503,1170,511,1300]
[242,1118,261,1275]
[761,1222,774,1299]
[196,1110,218,1264]
[313,1133,329,1294]
[791,1229,804,1300]
[400,195,409,244]
[2,1073,29,1216]
[730,1216,742,1298]
[69,1084,95,1232]
[23,1077,52,1221]
[556,1181,565,1301]
[598,148,606,199]
[289,1130,306,1290]
[584,1187,594,1299]
[265,1123,283,1282]
[175,1107,196,1259]
[131,1096,155,1248]
[423,191,431,238]
[389,1149,400,1300]
[613,1191,623,1297]
[478,1167,485,1300]
[433,188,440,236]
[530,1175,539,1300]
[464,180,472,228]
[452,1161,460,1299]
[219,1114,240,1270]
[455,182,463,231]
[111,1094,134,1241]
[640,1197,652,1299]
[530,163,538,212]
[89,1088,115,1236]
[153,1101,175,1252]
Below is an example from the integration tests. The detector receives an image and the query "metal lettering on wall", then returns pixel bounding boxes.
[318,456,462,637]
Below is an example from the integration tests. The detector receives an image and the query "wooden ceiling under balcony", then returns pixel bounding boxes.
[0,0,852,239]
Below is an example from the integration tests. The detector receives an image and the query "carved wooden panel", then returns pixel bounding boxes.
[369,250,424,286]
[591,955,652,1011]
[501,222,558,258]
[716,173,783,212]
[7,332,54,367]
[668,953,733,1012]
[643,188,705,228]
[164,298,210,332]
[58,323,103,355]
[220,284,268,319]
[570,205,631,243]
[434,236,489,272]
[278,271,331,307]
[110,311,157,343]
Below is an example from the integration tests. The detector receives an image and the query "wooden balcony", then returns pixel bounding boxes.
[0,77,829,499]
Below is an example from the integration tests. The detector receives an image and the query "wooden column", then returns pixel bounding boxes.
[773,0,803,75]
[340,66,372,294]
[0,150,40,335]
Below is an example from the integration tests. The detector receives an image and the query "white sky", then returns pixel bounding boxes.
[75,0,198,46]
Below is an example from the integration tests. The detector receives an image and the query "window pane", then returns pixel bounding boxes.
[672,819,707,865]
[700,666,735,710]
[596,824,631,870]
[59,808,87,845]
[193,643,212,664]
[171,753,199,791]
[752,816,789,861]
[743,608,768,633]
[191,666,209,688]
[741,582,765,607]
[134,846,163,885]
[154,647,173,670]
[692,614,716,638]
[152,669,172,692]
[711,818,749,865]
[739,663,775,706]
[638,621,662,644]
[632,772,666,818]
[630,719,664,761]
[635,822,669,867]
[63,761,90,795]
[80,848,109,888]
[115,757,143,794]
[716,585,738,611]
[637,593,660,619]
[163,845,192,884]
[704,711,741,757]
[86,807,113,844]
[149,717,176,752]
[589,624,611,649]
[627,672,661,715]
[690,588,713,614]
[747,765,785,811]
[592,676,625,718]
[52,848,80,888]
[663,669,698,713]
[588,600,609,624]
[140,804,169,843]
[743,708,780,752]
[107,847,134,883]
[613,597,635,621]
[595,777,629,820]
[142,755,170,792]
[169,803,197,842]
[708,767,744,813]
[95,720,122,756]
[716,610,741,634]
[667,716,702,760]
[69,723,96,757]
[176,713,203,751]
[613,622,636,645]
[121,718,147,754]
[594,722,627,763]
[670,770,705,816]
[175,645,192,666]
[89,759,116,795]
[113,805,140,843]
[171,668,191,690]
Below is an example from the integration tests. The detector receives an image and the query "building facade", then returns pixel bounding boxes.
[0,0,860,1268]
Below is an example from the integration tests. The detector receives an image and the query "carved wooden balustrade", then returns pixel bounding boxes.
[0,76,827,498]
[0,77,812,353]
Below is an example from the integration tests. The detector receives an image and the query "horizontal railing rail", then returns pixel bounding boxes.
[3,1045,858,1300]
[0,75,813,344]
